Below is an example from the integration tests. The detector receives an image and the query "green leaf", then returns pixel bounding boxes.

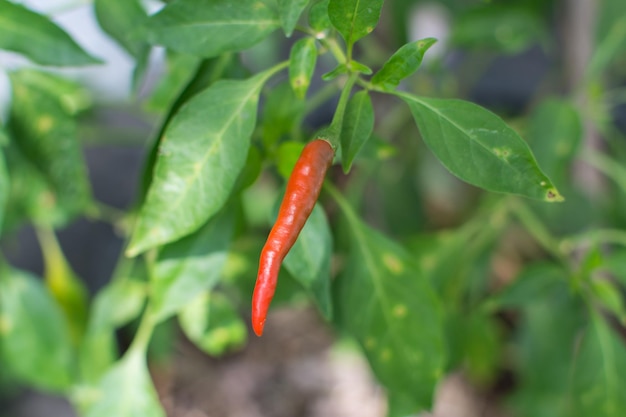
[340,90,374,172]
[261,81,306,148]
[328,0,384,47]
[289,37,317,99]
[5,69,92,115]
[570,312,626,417]
[146,0,280,58]
[399,94,563,202]
[179,292,247,356]
[0,267,73,392]
[586,15,626,83]
[143,53,201,114]
[589,278,626,324]
[527,98,582,185]
[94,0,149,58]
[6,70,91,227]
[151,210,234,322]
[0,0,100,66]
[278,0,309,37]
[509,287,586,417]
[127,70,275,256]
[451,5,545,54]
[308,0,332,32]
[446,311,502,384]
[38,228,89,345]
[81,349,165,417]
[283,204,333,319]
[0,150,7,230]
[334,219,446,411]
[602,250,626,286]
[371,38,436,91]
[79,279,146,383]
[484,263,566,311]
[321,63,348,80]
[276,141,306,179]
[347,59,372,74]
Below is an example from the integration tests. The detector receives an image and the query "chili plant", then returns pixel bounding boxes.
[1,0,626,416]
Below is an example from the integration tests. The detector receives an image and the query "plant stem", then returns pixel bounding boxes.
[330,73,358,128]
[582,150,626,193]
[562,229,626,252]
[324,182,361,230]
[128,306,156,356]
[510,200,568,265]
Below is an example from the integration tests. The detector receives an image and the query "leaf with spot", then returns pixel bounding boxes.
[0,267,74,392]
[145,0,280,58]
[526,98,582,186]
[328,0,384,47]
[398,93,563,202]
[282,203,333,320]
[278,0,310,37]
[127,69,277,256]
[334,217,446,413]
[0,0,100,66]
[289,37,317,99]
[151,210,234,322]
[5,70,91,228]
[340,90,374,172]
[371,38,437,91]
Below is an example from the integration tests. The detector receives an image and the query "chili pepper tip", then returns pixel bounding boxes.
[252,319,265,337]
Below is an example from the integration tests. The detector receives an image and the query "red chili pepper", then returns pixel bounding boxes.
[252,139,334,336]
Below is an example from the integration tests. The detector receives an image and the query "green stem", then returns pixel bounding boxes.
[128,306,156,356]
[324,182,361,230]
[582,150,626,193]
[322,37,348,65]
[304,79,342,116]
[510,200,568,264]
[562,228,626,252]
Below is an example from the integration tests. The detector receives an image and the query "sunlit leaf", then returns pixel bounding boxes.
[0,0,100,66]
[127,70,276,255]
[146,0,280,58]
